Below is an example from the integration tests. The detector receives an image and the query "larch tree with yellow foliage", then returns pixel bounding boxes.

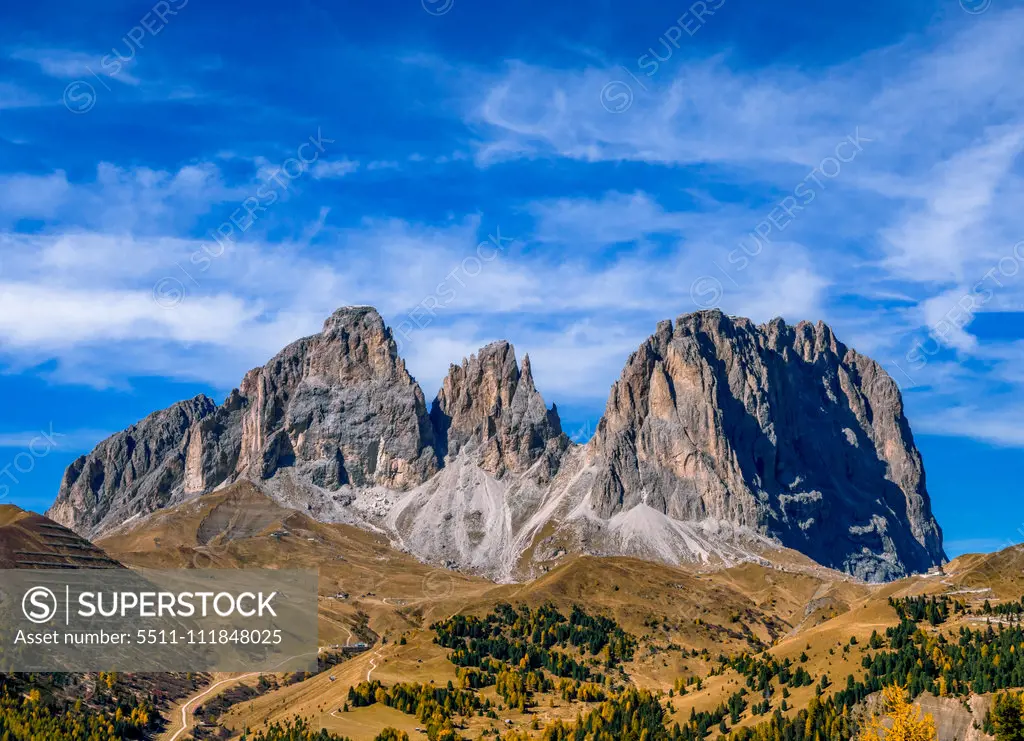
[860,685,937,741]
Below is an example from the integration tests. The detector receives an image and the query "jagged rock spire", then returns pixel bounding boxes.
[430,341,564,476]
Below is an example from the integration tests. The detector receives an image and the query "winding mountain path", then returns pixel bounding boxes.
[366,646,384,681]
[165,673,259,741]
[163,648,322,740]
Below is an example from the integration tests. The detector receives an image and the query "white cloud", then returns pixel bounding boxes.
[10,48,140,85]
[0,82,45,110]
[917,288,981,354]
[468,9,1024,173]
[0,171,71,219]
[0,282,260,348]
[530,191,692,245]
[311,158,360,179]
[881,126,1024,284]
[0,162,245,234]
[914,405,1024,448]
[0,428,112,452]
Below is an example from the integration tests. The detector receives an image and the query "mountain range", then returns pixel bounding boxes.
[46,306,946,582]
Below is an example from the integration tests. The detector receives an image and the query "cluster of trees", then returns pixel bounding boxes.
[512,688,671,741]
[891,593,1024,622]
[239,718,409,741]
[433,603,635,674]
[986,691,1024,740]
[723,686,936,741]
[0,676,156,740]
[982,598,1024,620]
[856,619,1024,698]
[442,634,594,684]
[716,653,815,696]
[346,680,492,740]
[494,668,551,711]
[492,686,796,741]
[432,602,636,706]
[555,678,607,703]
[724,601,1024,739]
[722,599,1024,740]
[888,595,958,626]
[723,697,857,741]
[498,687,914,741]
[682,691,751,738]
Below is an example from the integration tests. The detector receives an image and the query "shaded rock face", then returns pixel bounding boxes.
[47,306,945,582]
[48,396,219,537]
[233,307,438,490]
[584,311,944,580]
[430,341,566,477]
[49,308,438,537]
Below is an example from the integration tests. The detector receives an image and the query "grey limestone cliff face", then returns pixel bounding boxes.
[233,306,438,490]
[48,307,439,536]
[47,395,220,536]
[583,310,944,580]
[46,306,945,582]
[430,341,566,477]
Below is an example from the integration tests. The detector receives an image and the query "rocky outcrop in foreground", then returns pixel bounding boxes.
[47,307,945,581]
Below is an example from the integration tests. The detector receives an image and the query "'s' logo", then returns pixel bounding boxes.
[22,586,58,624]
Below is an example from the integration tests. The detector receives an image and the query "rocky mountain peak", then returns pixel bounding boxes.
[430,341,564,476]
[47,394,219,536]
[234,305,437,489]
[322,304,383,330]
[585,309,943,580]
[46,305,944,582]
[240,305,406,394]
[519,352,535,388]
[318,305,397,362]
[49,307,440,537]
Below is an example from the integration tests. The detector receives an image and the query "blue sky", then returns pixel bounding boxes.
[1,0,1022,559]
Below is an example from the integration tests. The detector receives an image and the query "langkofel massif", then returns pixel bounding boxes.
[48,307,945,582]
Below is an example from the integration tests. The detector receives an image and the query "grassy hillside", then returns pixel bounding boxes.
[86,483,1024,740]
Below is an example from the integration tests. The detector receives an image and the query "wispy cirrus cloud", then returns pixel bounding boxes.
[454,7,1024,446]
[468,8,1024,172]
[9,48,140,85]
[0,428,112,452]
[0,81,45,110]
[311,158,360,179]
[0,4,1022,453]
[0,162,245,233]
